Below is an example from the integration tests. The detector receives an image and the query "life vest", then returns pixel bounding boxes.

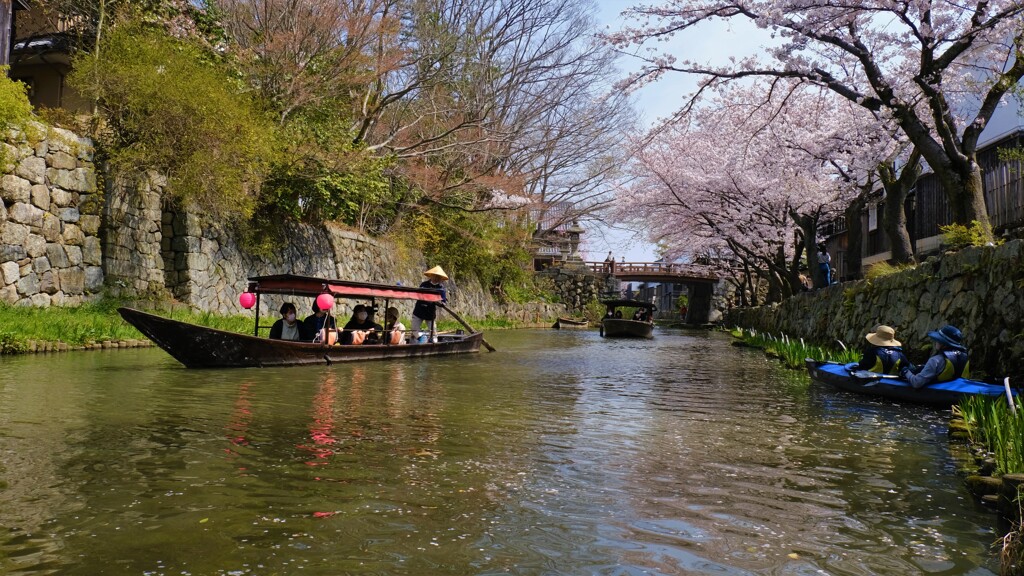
[936,350,970,382]
[869,347,907,375]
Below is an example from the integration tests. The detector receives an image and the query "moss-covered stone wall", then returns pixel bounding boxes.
[726,241,1024,380]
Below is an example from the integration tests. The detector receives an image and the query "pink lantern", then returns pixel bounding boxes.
[316,293,335,312]
[239,292,256,309]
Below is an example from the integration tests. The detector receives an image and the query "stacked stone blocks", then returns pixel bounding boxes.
[0,124,101,306]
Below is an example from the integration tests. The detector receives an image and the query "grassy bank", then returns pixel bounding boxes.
[0,302,545,355]
[0,301,253,354]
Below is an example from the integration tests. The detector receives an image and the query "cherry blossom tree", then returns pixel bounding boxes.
[621,80,888,300]
[607,0,1024,240]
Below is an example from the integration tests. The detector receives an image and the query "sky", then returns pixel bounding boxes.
[581,0,774,263]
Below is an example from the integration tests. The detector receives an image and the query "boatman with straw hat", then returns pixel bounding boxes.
[411,266,448,343]
[899,324,971,389]
[851,325,909,375]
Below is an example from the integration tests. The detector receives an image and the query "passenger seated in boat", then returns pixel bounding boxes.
[632,309,644,321]
[303,301,337,343]
[613,310,623,319]
[384,306,406,345]
[341,304,384,345]
[899,325,971,389]
[852,325,909,375]
[269,302,307,341]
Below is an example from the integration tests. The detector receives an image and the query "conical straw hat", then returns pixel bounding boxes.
[424,266,448,281]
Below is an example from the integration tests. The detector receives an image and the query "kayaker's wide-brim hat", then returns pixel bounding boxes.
[424,266,448,281]
[865,325,901,347]
[928,325,965,350]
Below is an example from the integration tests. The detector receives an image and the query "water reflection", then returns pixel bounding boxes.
[300,371,338,466]
[0,331,1002,575]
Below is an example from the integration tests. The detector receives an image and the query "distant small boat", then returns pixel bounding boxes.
[600,299,656,339]
[805,359,1017,407]
[553,317,589,329]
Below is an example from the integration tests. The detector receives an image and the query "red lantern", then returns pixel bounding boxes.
[316,293,335,311]
[239,292,256,309]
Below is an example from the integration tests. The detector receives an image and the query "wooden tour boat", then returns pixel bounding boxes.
[600,299,656,339]
[552,317,590,329]
[119,274,484,368]
[805,359,1018,407]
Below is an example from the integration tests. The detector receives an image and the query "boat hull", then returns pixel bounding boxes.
[601,318,654,339]
[553,317,589,329]
[118,307,483,369]
[805,359,1014,407]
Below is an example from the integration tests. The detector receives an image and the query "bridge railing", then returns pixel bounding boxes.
[583,261,719,280]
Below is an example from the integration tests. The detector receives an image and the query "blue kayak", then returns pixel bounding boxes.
[805,359,1017,407]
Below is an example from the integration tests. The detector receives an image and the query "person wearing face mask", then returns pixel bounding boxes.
[341,304,383,345]
[269,302,306,341]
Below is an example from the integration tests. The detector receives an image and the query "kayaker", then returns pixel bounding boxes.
[852,325,909,375]
[899,325,971,389]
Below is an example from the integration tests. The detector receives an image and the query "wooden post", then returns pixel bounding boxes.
[0,0,13,66]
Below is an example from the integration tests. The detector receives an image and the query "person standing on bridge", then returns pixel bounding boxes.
[604,251,614,274]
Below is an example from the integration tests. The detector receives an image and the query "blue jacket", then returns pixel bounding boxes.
[901,350,970,389]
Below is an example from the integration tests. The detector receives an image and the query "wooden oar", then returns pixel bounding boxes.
[437,302,496,352]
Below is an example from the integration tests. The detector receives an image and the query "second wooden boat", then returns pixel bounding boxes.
[553,317,589,329]
[600,299,656,339]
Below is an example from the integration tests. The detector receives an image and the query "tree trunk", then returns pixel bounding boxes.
[918,150,993,241]
[844,194,866,279]
[878,149,921,265]
[789,210,822,288]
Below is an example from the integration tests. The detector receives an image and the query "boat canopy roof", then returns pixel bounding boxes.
[247,274,443,302]
[602,299,656,310]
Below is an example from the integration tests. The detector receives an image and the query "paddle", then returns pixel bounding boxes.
[850,370,901,380]
[437,302,496,352]
[849,370,902,388]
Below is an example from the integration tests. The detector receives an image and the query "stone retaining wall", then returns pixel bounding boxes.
[726,241,1024,380]
[0,124,581,324]
[0,124,102,306]
[539,266,615,314]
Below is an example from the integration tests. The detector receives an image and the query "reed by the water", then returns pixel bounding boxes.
[729,327,859,368]
[955,394,1024,575]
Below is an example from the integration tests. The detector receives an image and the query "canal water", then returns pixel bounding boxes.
[0,328,1002,575]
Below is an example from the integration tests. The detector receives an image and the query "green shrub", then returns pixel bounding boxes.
[0,69,33,129]
[69,20,276,222]
[0,69,35,165]
[409,208,534,301]
[864,261,915,281]
[0,331,27,354]
[940,221,1002,250]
